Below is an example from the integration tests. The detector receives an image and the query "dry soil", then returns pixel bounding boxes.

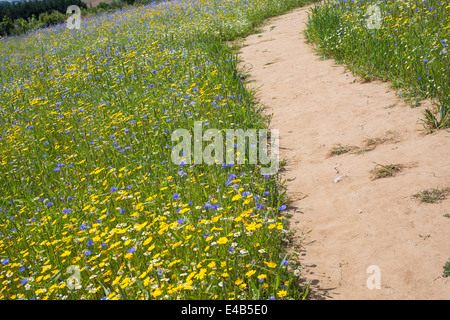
[239,5,450,300]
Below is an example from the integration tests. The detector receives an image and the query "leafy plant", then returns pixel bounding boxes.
[412,187,450,204]
[443,260,450,278]
[0,15,13,36]
[370,163,403,180]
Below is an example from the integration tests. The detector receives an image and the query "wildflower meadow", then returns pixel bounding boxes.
[0,0,315,300]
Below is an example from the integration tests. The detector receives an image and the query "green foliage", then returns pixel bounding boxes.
[0,0,87,22]
[39,10,66,27]
[412,187,450,204]
[96,1,111,10]
[12,17,29,35]
[92,0,126,12]
[0,0,130,37]
[0,0,89,36]
[0,15,13,37]
[109,0,126,9]
[444,260,450,278]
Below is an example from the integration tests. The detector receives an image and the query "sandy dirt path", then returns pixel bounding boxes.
[239,5,450,299]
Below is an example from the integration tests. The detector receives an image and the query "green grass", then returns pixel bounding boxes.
[443,260,450,277]
[304,0,450,130]
[370,162,403,179]
[412,187,450,203]
[328,132,398,156]
[328,144,357,156]
[0,0,319,300]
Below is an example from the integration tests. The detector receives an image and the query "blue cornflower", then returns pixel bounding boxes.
[127,247,136,253]
[279,205,287,211]
[177,218,184,224]
[86,240,94,246]
[110,187,118,192]
[173,193,180,200]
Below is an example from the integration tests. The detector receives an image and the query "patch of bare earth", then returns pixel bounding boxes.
[239,6,450,299]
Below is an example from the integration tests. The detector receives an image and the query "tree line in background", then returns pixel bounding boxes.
[0,0,153,37]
